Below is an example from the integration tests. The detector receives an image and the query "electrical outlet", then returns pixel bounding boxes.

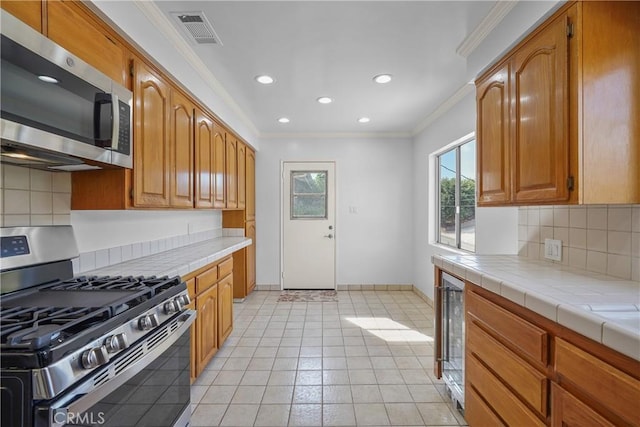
[544,238,562,261]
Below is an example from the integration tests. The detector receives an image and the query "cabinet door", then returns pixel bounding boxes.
[170,90,194,208]
[213,122,226,209]
[551,384,614,427]
[195,110,215,208]
[246,148,256,221]
[218,274,234,343]
[246,221,256,294]
[512,13,570,203]
[133,60,171,207]
[47,0,126,86]
[196,284,218,375]
[225,136,238,209]
[476,63,511,205]
[1,0,42,32]
[237,141,246,210]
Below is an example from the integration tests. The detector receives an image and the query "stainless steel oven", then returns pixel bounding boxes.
[0,227,194,427]
[34,312,194,427]
[436,272,465,414]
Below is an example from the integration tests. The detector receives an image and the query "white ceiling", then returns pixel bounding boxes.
[150,1,502,136]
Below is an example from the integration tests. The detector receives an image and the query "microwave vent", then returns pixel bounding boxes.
[173,12,222,45]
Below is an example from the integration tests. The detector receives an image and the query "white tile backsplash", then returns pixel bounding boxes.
[30,169,52,192]
[608,207,632,231]
[554,207,569,227]
[1,165,71,226]
[587,206,608,230]
[519,205,639,281]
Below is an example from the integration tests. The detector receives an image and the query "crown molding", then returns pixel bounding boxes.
[133,2,259,137]
[456,1,518,58]
[412,83,474,136]
[260,131,412,140]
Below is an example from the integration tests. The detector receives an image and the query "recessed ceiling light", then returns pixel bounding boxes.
[357,117,371,123]
[255,75,274,84]
[317,97,333,104]
[38,75,58,84]
[278,117,290,123]
[373,74,392,84]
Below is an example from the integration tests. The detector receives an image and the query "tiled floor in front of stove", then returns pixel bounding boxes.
[190,290,468,426]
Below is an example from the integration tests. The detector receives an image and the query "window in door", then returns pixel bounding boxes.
[290,171,328,219]
[437,138,476,252]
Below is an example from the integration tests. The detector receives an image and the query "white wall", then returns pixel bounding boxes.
[411,91,519,300]
[71,210,222,253]
[256,137,414,286]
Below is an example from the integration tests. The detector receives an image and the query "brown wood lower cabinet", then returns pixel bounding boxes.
[187,256,234,382]
[218,273,234,343]
[195,282,218,379]
[460,278,640,427]
[551,383,614,427]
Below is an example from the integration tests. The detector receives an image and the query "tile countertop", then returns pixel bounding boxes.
[85,237,252,279]
[432,254,640,361]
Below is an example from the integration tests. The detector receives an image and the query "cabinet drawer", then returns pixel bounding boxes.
[551,383,614,427]
[467,289,548,364]
[195,266,218,294]
[466,385,506,427]
[467,355,545,427]
[555,338,640,426]
[468,317,548,416]
[218,256,233,278]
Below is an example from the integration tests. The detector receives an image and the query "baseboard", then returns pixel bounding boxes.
[254,283,435,307]
[411,285,434,307]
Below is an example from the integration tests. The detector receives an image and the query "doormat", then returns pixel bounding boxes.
[277,290,338,302]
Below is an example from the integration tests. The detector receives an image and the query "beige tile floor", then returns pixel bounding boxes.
[190,290,468,426]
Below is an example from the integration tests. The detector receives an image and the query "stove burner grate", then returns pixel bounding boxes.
[0,306,112,350]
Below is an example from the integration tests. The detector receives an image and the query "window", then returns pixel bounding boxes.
[437,138,476,251]
[290,170,328,219]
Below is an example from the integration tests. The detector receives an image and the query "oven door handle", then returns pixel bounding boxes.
[47,310,196,427]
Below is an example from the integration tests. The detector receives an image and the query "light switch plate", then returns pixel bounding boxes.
[544,238,562,261]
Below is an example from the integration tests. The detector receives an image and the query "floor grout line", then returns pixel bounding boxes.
[190,290,466,426]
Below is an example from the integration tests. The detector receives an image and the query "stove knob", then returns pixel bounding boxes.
[164,300,178,315]
[138,313,160,331]
[104,333,129,353]
[81,346,109,369]
[178,294,191,306]
[173,297,184,311]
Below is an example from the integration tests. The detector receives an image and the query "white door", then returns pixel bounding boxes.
[282,161,336,289]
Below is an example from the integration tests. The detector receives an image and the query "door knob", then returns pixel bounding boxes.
[328,225,333,230]
[324,234,333,239]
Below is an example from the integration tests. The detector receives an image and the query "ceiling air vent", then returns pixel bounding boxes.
[172,12,222,45]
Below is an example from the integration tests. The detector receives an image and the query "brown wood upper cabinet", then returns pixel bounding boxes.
[476,1,640,206]
[195,109,215,208]
[1,1,42,32]
[133,60,171,207]
[213,122,227,209]
[237,141,247,210]
[246,148,256,221]
[225,135,238,209]
[170,90,195,208]
[47,0,127,86]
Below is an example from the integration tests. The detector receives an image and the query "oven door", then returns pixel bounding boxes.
[34,311,195,427]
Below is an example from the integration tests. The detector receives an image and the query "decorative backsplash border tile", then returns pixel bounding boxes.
[74,228,224,274]
[518,205,639,281]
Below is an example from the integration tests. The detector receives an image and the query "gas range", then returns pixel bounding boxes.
[0,227,194,427]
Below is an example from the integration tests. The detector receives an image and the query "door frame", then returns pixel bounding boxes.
[280,160,337,290]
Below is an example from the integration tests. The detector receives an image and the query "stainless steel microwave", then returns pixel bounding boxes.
[0,11,132,171]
